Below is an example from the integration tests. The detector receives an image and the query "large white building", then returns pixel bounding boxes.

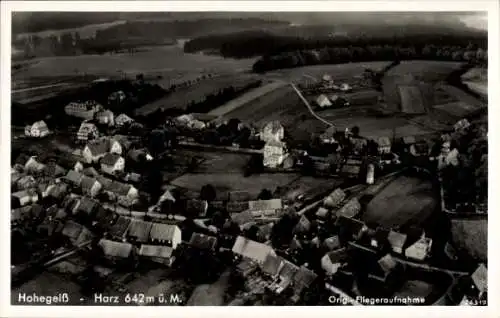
[65,100,102,120]
[24,120,50,138]
[77,122,99,142]
[263,140,288,168]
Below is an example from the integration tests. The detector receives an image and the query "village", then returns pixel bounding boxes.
[10,60,488,307]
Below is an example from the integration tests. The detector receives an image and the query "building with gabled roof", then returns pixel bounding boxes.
[100,153,125,175]
[292,265,318,297]
[12,189,38,207]
[387,230,407,254]
[471,263,487,297]
[115,113,134,127]
[96,109,115,126]
[260,121,285,143]
[64,170,84,187]
[189,232,218,251]
[377,136,392,154]
[16,175,36,191]
[321,248,349,275]
[24,156,46,174]
[108,216,132,239]
[65,100,101,120]
[231,236,275,264]
[138,244,175,266]
[405,233,432,261]
[231,210,255,228]
[149,223,182,249]
[127,219,153,243]
[316,94,332,108]
[227,201,249,213]
[294,215,311,234]
[80,176,102,197]
[324,188,346,209]
[261,253,283,277]
[25,120,50,138]
[77,122,99,142]
[98,239,133,259]
[336,198,361,218]
[82,139,109,164]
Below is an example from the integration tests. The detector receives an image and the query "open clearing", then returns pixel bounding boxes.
[13,45,255,79]
[362,175,438,229]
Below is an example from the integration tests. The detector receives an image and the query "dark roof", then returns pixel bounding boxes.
[336,198,361,218]
[189,232,218,250]
[138,244,173,258]
[62,220,84,241]
[326,248,349,264]
[109,181,133,196]
[149,223,178,242]
[30,203,44,219]
[48,183,68,199]
[82,167,100,177]
[336,216,367,239]
[293,266,318,289]
[324,236,341,250]
[44,163,66,177]
[279,260,299,280]
[87,140,109,156]
[76,196,98,215]
[101,153,122,166]
[127,219,153,243]
[324,188,346,208]
[109,216,131,238]
[231,210,254,226]
[186,199,208,215]
[316,207,330,218]
[261,254,283,276]
[64,170,83,185]
[294,215,311,233]
[11,206,32,222]
[387,230,407,249]
[81,176,99,192]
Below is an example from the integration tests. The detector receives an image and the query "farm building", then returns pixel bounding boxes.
[138,245,175,266]
[263,140,288,168]
[232,236,276,264]
[115,113,134,127]
[127,219,153,243]
[77,122,99,142]
[260,120,285,143]
[100,153,125,175]
[316,94,332,108]
[65,100,102,120]
[24,120,50,138]
[248,199,283,216]
[96,109,115,126]
[12,189,39,207]
[98,177,139,200]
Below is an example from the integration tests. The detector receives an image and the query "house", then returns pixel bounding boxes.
[73,196,98,217]
[388,230,407,254]
[405,233,432,261]
[16,175,36,190]
[64,170,83,187]
[82,140,109,164]
[149,223,182,249]
[324,188,346,208]
[316,207,330,219]
[324,235,341,251]
[189,232,218,251]
[248,199,282,213]
[127,219,153,243]
[125,172,142,183]
[138,245,175,266]
[43,163,66,177]
[401,135,416,147]
[24,156,46,174]
[186,199,208,218]
[11,206,33,225]
[158,189,176,205]
[37,219,64,237]
[62,220,86,244]
[321,248,349,275]
[454,118,471,132]
[108,216,132,240]
[231,210,255,228]
[336,198,362,218]
[12,189,38,207]
[261,253,284,277]
[316,94,332,108]
[115,113,134,127]
[74,161,84,173]
[369,228,390,250]
[227,201,249,213]
[260,120,284,143]
[82,167,100,177]
[410,140,430,157]
[470,263,487,298]
[263,140,288,168]
[294,215,311,234]
[370,254,401,282]
[100,153,125,175]
[292,265,318,298]
[38,183,53,198]
[96,109,115,126]
[77,122,99,142]
[47,183,69,200]
[336,216,368,241]
[25,120,50,138]
[98,239,133,260]
[272,259,300,293]
[80,176,102,197]
[100,179,139,201]
[377,137,392,154]
[65,100,101,120]
[340,161,362,178]
[232,236,276,264]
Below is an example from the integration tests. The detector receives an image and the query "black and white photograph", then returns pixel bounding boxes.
[1,1,495,314]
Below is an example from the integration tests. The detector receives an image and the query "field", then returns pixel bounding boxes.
[385,61,463,82]
[361,175,438,229]
[13,45,255,80]
[398,85,426,114]
[450,218,487,262]
[433,101,483,118]
[135,73,259,115]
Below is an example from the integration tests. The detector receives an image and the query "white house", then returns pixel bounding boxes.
[115,113,134,127]
[82,140,109,164]
[405,233,432,261]
[263,140,288,168]
[65,100,102,120]
[24,156,46,174]
[321,248,348,275]
[109,139,123,155]
[148,223,182,249]
[260,120,284,143]
[316,94,332,108]
[96,109,115,126]
[77,122,99,142]
[24,120,50,138]
[74,161,84,173]
[377,137,392,154]
[12,189,39,206]
[339,83,352,91]
[100,153,125,175]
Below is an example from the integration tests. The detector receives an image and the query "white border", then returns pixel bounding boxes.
[1,1,498,318]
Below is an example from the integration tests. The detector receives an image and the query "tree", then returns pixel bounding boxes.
[258,189,273,200]
[200,184,217,202]
[351,126,360,137]
[227,118,241,135]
